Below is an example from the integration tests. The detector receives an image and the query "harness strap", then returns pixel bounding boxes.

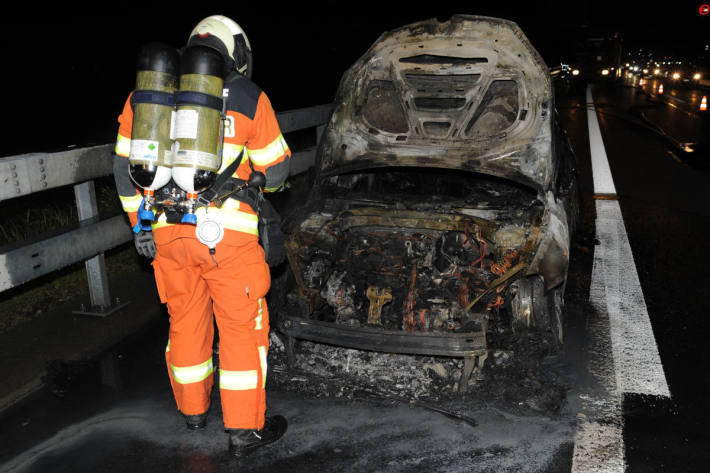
[130,90,175,108]
[176,91,224,111]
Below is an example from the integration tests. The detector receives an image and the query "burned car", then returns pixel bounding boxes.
[276,15,578,378]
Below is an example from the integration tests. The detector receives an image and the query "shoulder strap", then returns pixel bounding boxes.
[196,149,245,208]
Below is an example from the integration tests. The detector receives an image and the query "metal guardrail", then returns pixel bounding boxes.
[0,103,332,315]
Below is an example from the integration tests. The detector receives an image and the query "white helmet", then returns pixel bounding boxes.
[188,15,253,78]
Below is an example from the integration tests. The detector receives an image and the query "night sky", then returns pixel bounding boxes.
[1,1,707,157]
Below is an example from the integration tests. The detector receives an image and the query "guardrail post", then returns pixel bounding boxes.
[72,180,127,316]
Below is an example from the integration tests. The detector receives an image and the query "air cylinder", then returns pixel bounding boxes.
[128,43,179,192]
[172,45,226,198]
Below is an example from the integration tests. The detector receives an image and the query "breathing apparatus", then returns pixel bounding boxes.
[127,41,262,252]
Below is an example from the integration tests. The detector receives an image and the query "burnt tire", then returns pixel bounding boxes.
[532,284,564,355]
[512,276,564,355]
[542,285,564,353]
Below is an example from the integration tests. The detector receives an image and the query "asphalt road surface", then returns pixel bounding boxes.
[0,76,708,472]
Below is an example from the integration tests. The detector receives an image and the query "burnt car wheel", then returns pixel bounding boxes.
[510,276,564,355]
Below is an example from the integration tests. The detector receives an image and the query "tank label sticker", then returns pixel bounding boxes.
[175,109,199,140]
[174,149,219,170]
[169,110,177,140]
[129,140,159,162]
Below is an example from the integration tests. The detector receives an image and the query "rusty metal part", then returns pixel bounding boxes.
[465,261,527,311]
[366,286,393,325]
[402,263,418,332]
[490,249,520,276]
[487,295,505,310]
[418,308,429,331]
[457,277,470,308]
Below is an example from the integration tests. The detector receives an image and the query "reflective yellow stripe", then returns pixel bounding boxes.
[219,369,258,391]
[258,346,268,389]
[218,211,259,235]
[247,134,289,166]
[166,340,170,353]
[115,133,131,157]
[119,194,143,212]
[152,213,173,230]
[170,358,214,384]
[152,205,259,235]
[255,298,263,330]
[264,184,284,193]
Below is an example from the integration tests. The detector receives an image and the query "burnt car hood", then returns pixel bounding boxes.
[317,15,554,191]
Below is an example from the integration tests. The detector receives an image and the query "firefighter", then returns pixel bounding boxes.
[113,15,290,457]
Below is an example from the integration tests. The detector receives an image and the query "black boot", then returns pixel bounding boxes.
[228,415,288,457]
[184,411,208,430]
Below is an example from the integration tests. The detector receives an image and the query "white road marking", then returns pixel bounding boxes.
[572,85,671,473]
[586,88,617,196]
[591,200,670,397]
[572,295,626,473]
[572,409,625,473]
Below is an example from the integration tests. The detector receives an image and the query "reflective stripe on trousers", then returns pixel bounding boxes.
[219,344,267,391]
[170,357,214,384]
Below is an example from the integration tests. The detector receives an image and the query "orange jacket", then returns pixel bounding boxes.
[114,72,290,247]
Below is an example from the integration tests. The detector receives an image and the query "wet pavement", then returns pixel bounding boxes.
[1,77,709,472]
[0,314,578,473]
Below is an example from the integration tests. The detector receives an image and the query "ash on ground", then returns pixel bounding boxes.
[266,331,568,418]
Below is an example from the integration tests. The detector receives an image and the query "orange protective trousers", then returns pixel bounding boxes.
[152,236,270,430]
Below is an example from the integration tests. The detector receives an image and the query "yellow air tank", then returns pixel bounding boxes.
[128,43,179,194]
[172,45,226,223]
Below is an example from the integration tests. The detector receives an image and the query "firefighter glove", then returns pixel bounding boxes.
[134,230,156,258]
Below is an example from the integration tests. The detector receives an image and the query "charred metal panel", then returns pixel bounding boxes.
[317,15,553,191]
[526,192,570,290]
[280,317,486,357]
